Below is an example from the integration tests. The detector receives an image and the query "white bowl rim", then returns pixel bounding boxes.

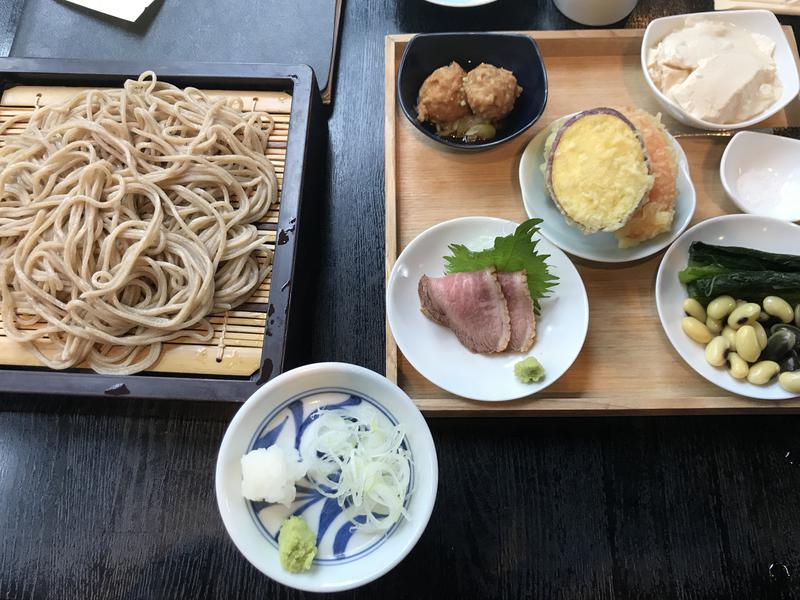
[720,130,800,221]
[654,214,800,400]
[214,361,439,593]
[641,9,800,131]
[423,0,497,5]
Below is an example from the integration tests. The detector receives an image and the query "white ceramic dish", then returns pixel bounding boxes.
[386,216,588,402]
[721,131,800,222]
[424,0,496,6]
[655,214,800,400]
[518,115,696,263]
[215,362,438,593]
[553,0,638,26]
[641,10,800,131]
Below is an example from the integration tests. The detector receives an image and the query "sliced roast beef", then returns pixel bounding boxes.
[496,271,537,352]
[418,267,511,353]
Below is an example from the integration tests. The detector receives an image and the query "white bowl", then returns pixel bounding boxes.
[721,131,800,221]
[553,0,639,26]
[423,0,496,5]
[386,216,588,402]
[518,115,696,263]
[215,362,438,593]
[641,10,800,131]
[655,214,800,400]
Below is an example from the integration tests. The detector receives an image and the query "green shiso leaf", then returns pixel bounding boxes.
[443,218,559,314]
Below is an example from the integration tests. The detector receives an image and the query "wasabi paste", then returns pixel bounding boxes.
[514,356,545,383]
[278,515,317,573]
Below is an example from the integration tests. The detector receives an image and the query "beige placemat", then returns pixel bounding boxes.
[716,0,800,15]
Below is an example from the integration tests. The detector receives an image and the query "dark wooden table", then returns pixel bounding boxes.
[1,1,800,598]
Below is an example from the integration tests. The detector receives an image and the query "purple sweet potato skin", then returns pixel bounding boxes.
[545,107,653,233]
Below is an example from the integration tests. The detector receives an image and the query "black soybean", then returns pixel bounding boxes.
[770,323,800,337]
[780,350,800,373]
[764,329,798,362]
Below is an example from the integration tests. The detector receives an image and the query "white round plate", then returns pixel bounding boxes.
[386,216,588,401]
[655,214,800,400]
[216,362,438,593]
[518,116,696,263]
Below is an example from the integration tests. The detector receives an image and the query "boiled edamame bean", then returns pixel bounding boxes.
[722,326,737,351]
[728,303,760,329]
[795,304,800,327]
[682,298,706,322]
[705,336,730,367]
[681,317,713,344]
[753,322,768,351]
[707,296,736,321]
[706,317,723,335]
[763,296,794,324]
[779,371,800,394]
[728,352,749,379]
[747,361,780,385]
[735,326,761,363]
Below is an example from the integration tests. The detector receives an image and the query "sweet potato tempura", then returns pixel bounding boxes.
[614,107,678,248]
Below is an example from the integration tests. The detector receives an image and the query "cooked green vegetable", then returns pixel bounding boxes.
[463,123,496,142]
[682,242,800,275]
[444,219,558,314]
[686,272,800,306]
[679,242,800,306]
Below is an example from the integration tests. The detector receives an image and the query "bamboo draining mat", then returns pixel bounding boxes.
[385,29,800,416]
[0,85,291,377]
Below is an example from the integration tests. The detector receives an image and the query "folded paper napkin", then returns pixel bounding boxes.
[63,0,158,22]
[715,0,800,15]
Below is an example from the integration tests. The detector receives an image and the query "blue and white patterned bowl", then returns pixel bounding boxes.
[215,363,438,593]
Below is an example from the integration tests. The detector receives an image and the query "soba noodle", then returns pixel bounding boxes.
[0,72,278,374]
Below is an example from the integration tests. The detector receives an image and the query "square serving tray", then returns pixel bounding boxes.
[0,58,324,401]
[385,29,800,416]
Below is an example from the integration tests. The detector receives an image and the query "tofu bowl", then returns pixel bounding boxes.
[641,10,800,131]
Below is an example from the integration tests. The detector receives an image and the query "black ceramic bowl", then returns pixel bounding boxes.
[397,33,548,151]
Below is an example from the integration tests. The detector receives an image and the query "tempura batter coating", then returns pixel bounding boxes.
[614,107,677,248]
[416,62,470,126]
[464,63,522,121]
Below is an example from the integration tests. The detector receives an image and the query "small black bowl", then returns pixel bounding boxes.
[397,32,548,152]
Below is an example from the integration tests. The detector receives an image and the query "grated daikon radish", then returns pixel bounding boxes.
[300,404,412,532]
[241,445,307,506]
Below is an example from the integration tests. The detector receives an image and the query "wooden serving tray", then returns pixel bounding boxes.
[384,29,800,416]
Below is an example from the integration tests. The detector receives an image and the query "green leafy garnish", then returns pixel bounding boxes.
[443,218,559,314]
